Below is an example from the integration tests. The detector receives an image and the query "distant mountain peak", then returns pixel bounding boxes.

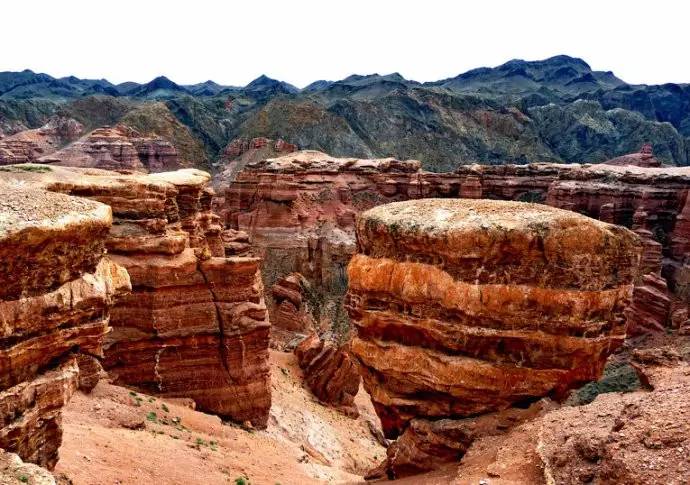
[245,75,299,94]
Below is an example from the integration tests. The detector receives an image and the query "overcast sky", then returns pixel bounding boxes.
[2,0,688,88]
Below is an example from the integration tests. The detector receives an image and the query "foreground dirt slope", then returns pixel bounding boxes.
[54,350,384,485]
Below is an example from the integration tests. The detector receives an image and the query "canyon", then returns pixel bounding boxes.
[220,147,690,345]
[2,135,690,483]
[0,164,272,436]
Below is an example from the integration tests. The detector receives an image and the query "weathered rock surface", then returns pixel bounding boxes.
[0,184,129,470]
[38,125,180,172]
[0,449,57,484]
[294,334,360,416]
[0,164,271,428]
[0,117,83,166]
[222,150,690,340]
[216,137,297,184]
[600,143,662,168]
[346,199,641,439]
[271,273,313,333]
[538,355,690,484]
[369,401,552,480]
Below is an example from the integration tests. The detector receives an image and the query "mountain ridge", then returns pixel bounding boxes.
[1,55,689,169]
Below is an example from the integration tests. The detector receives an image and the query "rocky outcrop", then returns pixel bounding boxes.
[0,449,58,484]
[218,137,298,183]
[0,185,129,469]
[0,164,271,428]
[270,273,314,338]
[346,199,640,441]
[601,143,662,168]
[222,150,690,339]
[0,117,83,166]
[369,402,550,479]
[538,354,690,484]
[294,334,360,416]
[38,125,180,172]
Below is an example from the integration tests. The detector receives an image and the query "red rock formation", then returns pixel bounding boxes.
[0,164,272,428]
[0,185,129,469]
[221,151,690,338]
[294,334,360,416]
[215,136,298,185]
[271,273,314,334]
[0,449,58,484]
[346,199,640,439]
[38,124,180,172]
[0,117,83,165]
[368,402,551,479]
[601,143,662,167]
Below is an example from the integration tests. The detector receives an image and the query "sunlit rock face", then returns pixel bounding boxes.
[0,185,129,469]
[224,151,690,341]
[346,199,641,438]
[0,165,271,428]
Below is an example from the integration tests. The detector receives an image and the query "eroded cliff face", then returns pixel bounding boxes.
[221,148,690,341]
[0,164,271,428]
[345,199,641,477]
[346,199,641,438]
[37,124,181,172]
[0,185,129,469]
[0,117,83,166]
[294,334,361,416]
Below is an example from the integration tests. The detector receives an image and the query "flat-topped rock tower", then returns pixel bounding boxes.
[346,199,642,439]
[0,185,130,469]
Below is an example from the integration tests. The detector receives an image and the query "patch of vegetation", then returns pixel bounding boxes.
[234,476,250,485]
[18,475,29,483]
[0,164,52,173]
[516,190,545,203]
[161,403,169,413]
[352,189,386,210]
[146,411,158,423]
[129,391,144,407]
[567,361,641,406]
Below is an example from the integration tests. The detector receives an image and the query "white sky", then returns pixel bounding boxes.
[2,0,689,88]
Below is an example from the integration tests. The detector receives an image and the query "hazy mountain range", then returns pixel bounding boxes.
[2,55,689,170]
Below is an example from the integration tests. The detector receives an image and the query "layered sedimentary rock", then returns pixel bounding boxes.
[346,199,641,439]
[0,164,271,428]
[38,124,180,172]
[0,185,129,469]
[216,137,298,184]
[271,273,314,334]
[294,334,360,416]
[222,150,690,338]
[0,117,83,165]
